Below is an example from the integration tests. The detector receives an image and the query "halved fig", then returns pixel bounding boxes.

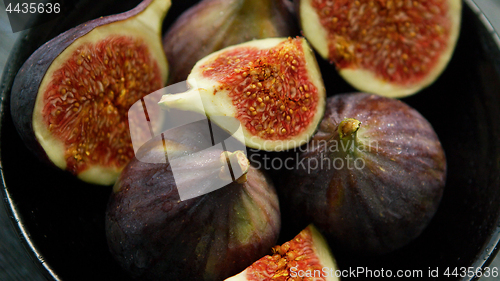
[226,224,339,281]
[159,37,326,151]
[280,93,447,255]
[298,0,462,97]
[106,122,281,281]
[10,0,171,185]
[164,0,297,84]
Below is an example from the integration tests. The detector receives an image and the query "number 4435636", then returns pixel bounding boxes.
[6,2,60,14]
[444,267,498,278]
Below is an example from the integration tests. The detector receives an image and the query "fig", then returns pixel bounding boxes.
[10,0,171,185]
[226,224,339,281]
[298,0,462,97]
[164,0,297,84]
[105,122,281,280]
[280,93,446,255]
[159,37,326,151]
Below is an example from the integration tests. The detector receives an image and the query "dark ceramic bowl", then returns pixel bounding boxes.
[1,0,500,280]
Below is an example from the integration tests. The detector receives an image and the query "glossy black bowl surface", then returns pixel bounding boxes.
[1,0,500,280]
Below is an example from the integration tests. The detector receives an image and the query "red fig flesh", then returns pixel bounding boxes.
[298,0,462,97]
[159,37,326,151]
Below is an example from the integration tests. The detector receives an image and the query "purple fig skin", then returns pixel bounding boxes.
[281,93,447,255]
[163,0,298,84]
[10,0,157,167]
[106,134,280,280]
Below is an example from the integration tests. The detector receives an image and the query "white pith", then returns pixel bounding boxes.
[300,0,330,59]
[159,37,326,152]
[300,0,462,98]
[32,0,171,185]
[308,225,340,281]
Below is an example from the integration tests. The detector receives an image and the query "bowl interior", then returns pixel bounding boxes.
[1,0,500,280]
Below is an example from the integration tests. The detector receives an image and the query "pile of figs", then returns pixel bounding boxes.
[10,0,459,280]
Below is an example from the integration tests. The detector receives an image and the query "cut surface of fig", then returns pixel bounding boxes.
[10,0,171,185]
[226,224,339,281]
[106,123,280,280]
[280,93,447,255]
[159,37,326,151]
[299,0,462,97]
[164,0,297,83]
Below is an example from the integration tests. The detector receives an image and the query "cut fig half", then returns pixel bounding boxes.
[226,224,339,281]
[159,37,326,151]
[298,0,462,97]
[11,0,171,185]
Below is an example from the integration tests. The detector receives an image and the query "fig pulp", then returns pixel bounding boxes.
[10,0,171,185]
[280,93,447,255]
[106,122,281,281]
[298,0,462,97]
[164,0,297,84]
[159,37,326,151]
[226,224,339,281]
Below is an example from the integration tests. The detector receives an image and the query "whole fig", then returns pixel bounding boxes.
[280,93,446,255]
[105,122,280,280]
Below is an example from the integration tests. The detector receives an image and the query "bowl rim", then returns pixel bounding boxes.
[0,26,63,280]
[1,1,500,280]
[461,0,500,280]
[460,1,500,280]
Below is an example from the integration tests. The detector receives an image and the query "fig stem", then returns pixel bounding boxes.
[219,151,250,184]
[338,118,361,139]
[158,88,207,116]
